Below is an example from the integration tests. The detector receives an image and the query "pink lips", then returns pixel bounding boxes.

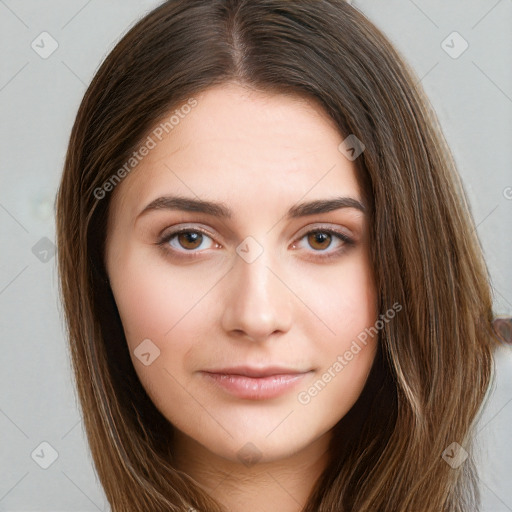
[201,366,311,400]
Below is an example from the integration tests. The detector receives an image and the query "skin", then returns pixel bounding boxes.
[105,82,378,512]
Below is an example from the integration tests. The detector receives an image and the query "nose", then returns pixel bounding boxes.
[221,246,293,343]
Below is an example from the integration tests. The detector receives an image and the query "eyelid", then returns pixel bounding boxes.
[157,222,353,242]
[157,223,218,242]
[156,222,355,259]
[293,222,354,240]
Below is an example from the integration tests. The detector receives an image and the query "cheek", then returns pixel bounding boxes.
[300,249,377,348]
[294,252,378,403]
[109,247,215,347]
[108,248,224,398]
[108,250,215,423]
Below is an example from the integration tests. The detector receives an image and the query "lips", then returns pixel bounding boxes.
[203,366,309,378]
[200,366,312,400]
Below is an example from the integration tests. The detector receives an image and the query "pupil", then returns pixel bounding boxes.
[180,232,201,249]
[310,231,330,249]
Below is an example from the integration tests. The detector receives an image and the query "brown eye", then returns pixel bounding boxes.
[307,231,333,251]
[177,231,203,250]
[158,228,216,255]
[292,227,354,261]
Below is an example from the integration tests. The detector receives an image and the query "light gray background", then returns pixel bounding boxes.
[0,0,511,510]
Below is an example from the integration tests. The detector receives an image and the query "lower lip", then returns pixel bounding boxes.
[201,372,311,400]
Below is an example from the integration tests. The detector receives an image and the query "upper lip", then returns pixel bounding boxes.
[202,366,310,378]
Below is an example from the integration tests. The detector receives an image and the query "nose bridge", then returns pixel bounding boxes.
[221,236,292,341]
[239,245,273,297]
[236,233,276,294]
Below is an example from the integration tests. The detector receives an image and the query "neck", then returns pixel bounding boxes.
[173,430,332,512]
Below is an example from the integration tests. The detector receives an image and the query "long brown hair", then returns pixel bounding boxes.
[55,1,503,510]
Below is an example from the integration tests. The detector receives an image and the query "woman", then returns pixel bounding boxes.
[55,1,503,510]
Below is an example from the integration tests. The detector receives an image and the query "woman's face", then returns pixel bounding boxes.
[105,83,378,464]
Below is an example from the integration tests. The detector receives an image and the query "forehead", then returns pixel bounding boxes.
[109,83,361,222]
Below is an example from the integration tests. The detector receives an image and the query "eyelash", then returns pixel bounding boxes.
[156,226,354,261]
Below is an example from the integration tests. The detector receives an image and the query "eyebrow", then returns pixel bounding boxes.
[137,196,366,219]
[136,195,366,221]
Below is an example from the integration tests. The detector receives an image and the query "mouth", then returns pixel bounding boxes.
[200,366,313,400]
